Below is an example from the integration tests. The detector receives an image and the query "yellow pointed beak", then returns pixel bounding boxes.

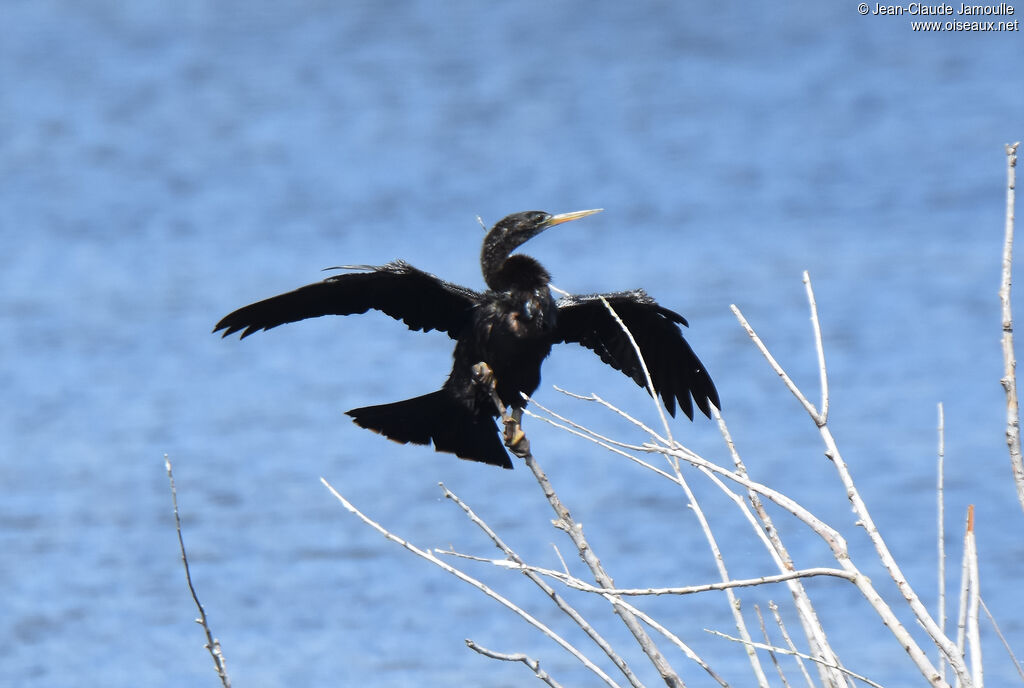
[544,208,604,227]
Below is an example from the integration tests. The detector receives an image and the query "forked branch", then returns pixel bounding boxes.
[731,277,970,687]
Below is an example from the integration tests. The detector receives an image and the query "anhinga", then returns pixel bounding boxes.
[215,209,719,469]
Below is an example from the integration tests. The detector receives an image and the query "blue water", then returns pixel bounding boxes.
[2,1,1022,685]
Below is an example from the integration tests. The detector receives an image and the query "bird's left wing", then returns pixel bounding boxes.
[214,260,481,339]
[554,290,720,420]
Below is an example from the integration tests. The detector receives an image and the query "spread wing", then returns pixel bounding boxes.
[554,290,720,420]
[214,260,481,339]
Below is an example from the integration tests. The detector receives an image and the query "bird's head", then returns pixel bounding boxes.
[484,208,603,256]
[481,205,606,288]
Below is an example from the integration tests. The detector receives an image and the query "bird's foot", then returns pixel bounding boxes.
[473,361,531,458]
[503,408,530,458]
[471,362,496,390]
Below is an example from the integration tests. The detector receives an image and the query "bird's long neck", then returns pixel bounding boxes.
[481,222,551,291]
[483,253,551,292]
[481,231,516,289]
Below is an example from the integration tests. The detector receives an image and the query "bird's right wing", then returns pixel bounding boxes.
[214,260,481,339]
[554,290,720,420]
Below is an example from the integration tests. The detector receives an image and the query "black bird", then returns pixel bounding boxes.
[215,209,719,469]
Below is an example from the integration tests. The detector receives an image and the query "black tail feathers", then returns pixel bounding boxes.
[346,390,513,469]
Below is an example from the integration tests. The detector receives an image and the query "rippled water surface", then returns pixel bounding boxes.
[2,2,1023,685]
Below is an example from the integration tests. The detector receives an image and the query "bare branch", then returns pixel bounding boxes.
[706,630,886,688]
[526,393,671,462]
[464,640,565,688]
[165,456,232,688]
[550,385,671,447]
[754,603,791,688]
[804,271,830,423]
[956,509,971,683]
[598,295,675,443]
[769,601,817,688]
[965,507,982,688]
[434,553,856,596]
[999,141,1024,515]
[979,597,1024,682]
[730,304,823,425]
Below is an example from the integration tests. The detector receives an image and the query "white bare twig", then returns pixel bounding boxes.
[464,640,565,688]
[804,271,830,424]
[731,305,822,423]
[769,601,816,688]
[435,551,855,595]
[599,296,675,444]
[966,508,982,688]
[755,603,792,688]
[953,507,984,688]
[979,597,1024,682]
[706,630,886,688]
[999,142,1024,515]
[165,457,232,688]
[526,392,670,464]
[956,510,971,688]
[550,386,671,446]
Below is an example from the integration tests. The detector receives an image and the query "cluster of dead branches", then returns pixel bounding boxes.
[172,143,1023,687]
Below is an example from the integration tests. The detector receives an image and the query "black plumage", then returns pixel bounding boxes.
[215,209,719,468]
